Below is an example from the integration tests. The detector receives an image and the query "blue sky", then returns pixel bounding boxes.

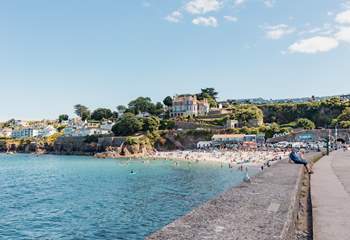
[1,0,350,120]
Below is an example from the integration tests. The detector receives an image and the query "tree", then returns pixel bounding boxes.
[154,102,165,116]
[339,121,350,129]
[163,96,173,107]
[91,108,113,121]
[296,118,315,130]
[128,97,156,115]
[196,88,218,108]
[117,105,127,114]
[231,105,264,127]
[143,116,160,132]
[160,119,176,130]
[74,104,91,121]
[337,107,350,122]
[112,111,119,120]
[199,88,218,100]
[111,113,143,136]
[58,114,69,123]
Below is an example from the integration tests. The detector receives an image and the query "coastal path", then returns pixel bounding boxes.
[311,150,350,240]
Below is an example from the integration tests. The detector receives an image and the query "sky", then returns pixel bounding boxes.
[1,0,350,120]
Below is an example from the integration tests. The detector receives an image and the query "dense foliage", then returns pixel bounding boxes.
[143,116,161,132]
[91,108,113,121]
[112,113,143,136]
[259,97,350,128]
[295,118,316,130]
[58,114,69,123]
[230,105,264,127]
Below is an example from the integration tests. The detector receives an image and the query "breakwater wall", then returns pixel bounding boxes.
[147,153,322,240]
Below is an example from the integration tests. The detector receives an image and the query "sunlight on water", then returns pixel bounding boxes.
[0,154,256,240]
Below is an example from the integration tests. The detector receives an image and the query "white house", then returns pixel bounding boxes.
[64,126,111,137]
[38,126,57,137]
[11,128,39,139]
[100,121,115,131]
[0,128,13,138]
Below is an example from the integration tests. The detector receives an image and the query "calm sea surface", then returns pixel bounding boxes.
[0,154,256,240]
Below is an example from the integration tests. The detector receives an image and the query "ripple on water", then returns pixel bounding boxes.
[0,154,257,240]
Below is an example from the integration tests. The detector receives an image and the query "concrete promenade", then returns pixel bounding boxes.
[311,150,350,240]
[147,154,321,240]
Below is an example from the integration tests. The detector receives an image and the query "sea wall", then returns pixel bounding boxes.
[147,153,322,240]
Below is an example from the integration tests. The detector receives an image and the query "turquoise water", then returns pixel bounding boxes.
[0,154,255,240]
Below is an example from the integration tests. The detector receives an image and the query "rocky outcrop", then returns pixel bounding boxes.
[156,130,213,151]
[0,140,52,154]
[53,137,99,155]
[95,138,155,159]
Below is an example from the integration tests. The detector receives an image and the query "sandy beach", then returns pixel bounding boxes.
[147,149,289,166]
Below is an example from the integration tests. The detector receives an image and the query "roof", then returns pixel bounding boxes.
[212,134,245,139]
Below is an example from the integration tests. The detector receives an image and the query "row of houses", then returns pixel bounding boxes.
[0,126,58,139]
[62,118,114,137]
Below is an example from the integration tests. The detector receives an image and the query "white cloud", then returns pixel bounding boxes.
[335,27,350,42]
[288,36,339,54]
[265,24,295,40]
[185,0,222,14]
[192,16,218,27]
[224,16,238,22]
[335,10,350,24]
[165,11,183,23]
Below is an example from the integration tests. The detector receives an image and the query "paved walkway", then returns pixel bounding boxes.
[311,150,350,240]
[147,156,319,240]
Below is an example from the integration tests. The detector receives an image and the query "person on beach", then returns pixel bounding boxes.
[289,149,313,174]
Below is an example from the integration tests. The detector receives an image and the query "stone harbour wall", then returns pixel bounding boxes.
[147,153,322,240]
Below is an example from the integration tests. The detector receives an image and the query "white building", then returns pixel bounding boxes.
[38,126,57,137]
[197,141,212,149]
[0,128,13,138]
[100,121,114,131]
[63,119,114,137]
[11,128,39,139]
[64,126,111,137]
[170,95,210,117]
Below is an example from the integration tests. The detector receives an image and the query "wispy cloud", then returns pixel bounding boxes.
[288,36,339,54]
[192,16,218,27]
[223,16,238,22]
[165,11,183,23]
[264,24,295,40]
[185,0,222,14]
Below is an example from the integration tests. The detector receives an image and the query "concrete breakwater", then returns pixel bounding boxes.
[147,153,322,240]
